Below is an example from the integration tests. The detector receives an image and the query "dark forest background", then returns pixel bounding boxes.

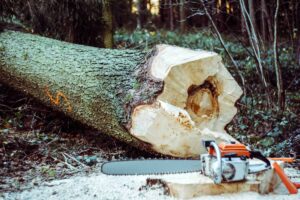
[0,0,299,49]
[0,0,299,155]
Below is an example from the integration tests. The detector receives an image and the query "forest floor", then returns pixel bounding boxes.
[0,84,300,199]
[0,84,156,195]
[2,168,300,200]
[0,130,299,200]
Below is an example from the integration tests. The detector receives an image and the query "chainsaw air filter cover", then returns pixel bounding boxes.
[209,142,250,158]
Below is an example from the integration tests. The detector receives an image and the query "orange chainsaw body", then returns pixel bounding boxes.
[209,142,250,157]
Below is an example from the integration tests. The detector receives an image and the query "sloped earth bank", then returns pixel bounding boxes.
[2,168,300,200]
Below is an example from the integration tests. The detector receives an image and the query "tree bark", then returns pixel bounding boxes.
[169,0,174,30]
[179,0,185,33]
[241,4,247,39]
[137,0,148,29]
[273,0,285,111]
[297,37,300,66]
[247,0,258,36]
[159,0,166,26]
[136,0,142,29]
[216,0,227,31]
[240,0,271,106]
[261,0,273,42]
[0,31,242,157]
[260,0,267,42]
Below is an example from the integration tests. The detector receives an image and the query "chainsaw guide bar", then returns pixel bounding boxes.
[101,159,201,175]
[101,140,273,185]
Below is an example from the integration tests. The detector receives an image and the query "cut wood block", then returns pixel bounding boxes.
[145,161,284,199]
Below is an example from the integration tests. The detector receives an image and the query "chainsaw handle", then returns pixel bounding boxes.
[250,151,271,168]
[209,141,222,184]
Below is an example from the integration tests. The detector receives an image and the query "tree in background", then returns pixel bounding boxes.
[168,0,174,30]
[179,0,186,32]
[136,0,149,29]
[0,0,131,48]
[102,0,113,48]
[260,0,273,43]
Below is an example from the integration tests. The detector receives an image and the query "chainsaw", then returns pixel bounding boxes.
[101,140,272,184]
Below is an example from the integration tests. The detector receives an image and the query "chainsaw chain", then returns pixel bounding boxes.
[101,157,201,176]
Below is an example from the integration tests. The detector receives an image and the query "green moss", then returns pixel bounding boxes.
[0,45,5,52]
[132,80,141,90]
[124,93,134,103]
[23,52,29,60]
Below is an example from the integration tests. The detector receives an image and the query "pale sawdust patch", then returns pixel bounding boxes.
[2,167,299,200]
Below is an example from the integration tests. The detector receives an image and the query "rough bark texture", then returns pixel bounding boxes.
[102,0,114,48]
[0,31,161,151]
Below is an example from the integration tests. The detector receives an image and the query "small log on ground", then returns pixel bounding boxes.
[0,31,242,157]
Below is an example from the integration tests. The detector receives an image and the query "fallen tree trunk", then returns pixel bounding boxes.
[0,31,242,157]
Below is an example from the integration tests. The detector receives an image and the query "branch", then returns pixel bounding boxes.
[273,0,285,111]
[239,0,271,106]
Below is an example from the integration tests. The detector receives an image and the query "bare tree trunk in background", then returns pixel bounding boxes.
[260,0,267,43]
[261,0,274,42]
[137,0,148,29]
[129,0,133,14]
[137,0,142,29]
[159,0,166,27]
[248,0,259,40]
[169,0,174,30]
[27,0,36,31]
[216,0,226,31]
[296,1,300,64]
[241,6,247,40]
[179,0,185,33]
[290,1,300,56]
[283,2,294,49]
[273,0,285,111]
[239,0,271,106]
[297,38,300,66]
[102,0,113,48]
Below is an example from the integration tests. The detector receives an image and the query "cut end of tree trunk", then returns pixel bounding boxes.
[130,45,243,157]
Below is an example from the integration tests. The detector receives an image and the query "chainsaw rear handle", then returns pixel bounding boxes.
[250,151,271,168]
[202,140,222,184]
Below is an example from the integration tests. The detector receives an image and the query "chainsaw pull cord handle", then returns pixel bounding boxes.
[250,151,271,168]
[209,142,222,184]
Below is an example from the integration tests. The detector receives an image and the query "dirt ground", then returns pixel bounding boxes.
[1,167,300,200]
[0,84,159,194]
